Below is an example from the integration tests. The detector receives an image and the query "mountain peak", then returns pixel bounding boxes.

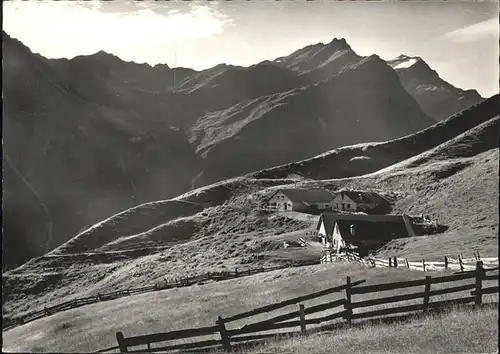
[324,37,352,51]
[395,54,421,61]
[388,54,424,70]
[328,37,349,46]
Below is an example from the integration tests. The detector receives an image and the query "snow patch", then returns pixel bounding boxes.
[393,58,417,69]
[349,156,371,162]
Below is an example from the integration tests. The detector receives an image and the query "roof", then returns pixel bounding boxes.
[264,188,334,204]
[334,190,389,205]
[316,213,410,238]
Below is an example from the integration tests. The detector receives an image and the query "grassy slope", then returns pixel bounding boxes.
[3,263,498,353]
[248,305,498,354]
[2,191,317,317]
[256,115,499,260]
[3,104,498,329]
[311,117,500,260]
[250,94,498,180]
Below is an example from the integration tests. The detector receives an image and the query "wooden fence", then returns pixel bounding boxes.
[320,250,367,264]
[111,261,498,353]
[368,252,498,273]
[2,261,319,332]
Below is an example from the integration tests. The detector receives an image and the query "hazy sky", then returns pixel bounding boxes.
[4,0,499,97]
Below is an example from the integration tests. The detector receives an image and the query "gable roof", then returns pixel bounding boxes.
[264,188,334,204]
[334,190,389,205]
[316,213,410,238]
[363,192,390,205]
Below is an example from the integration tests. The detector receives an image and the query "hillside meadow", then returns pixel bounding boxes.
[246,304,499,354]
[3,262,498,353]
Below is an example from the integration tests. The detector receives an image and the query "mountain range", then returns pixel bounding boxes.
[2,32,485,270]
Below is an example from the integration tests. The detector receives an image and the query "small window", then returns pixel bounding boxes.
[347,204,351,209]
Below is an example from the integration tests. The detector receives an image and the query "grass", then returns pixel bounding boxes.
[3,263,498,353]
[246,304,499,354]
[2,210,315,318]
[3,104,498,353]
[5,120,497,319]
[298,148,499,260]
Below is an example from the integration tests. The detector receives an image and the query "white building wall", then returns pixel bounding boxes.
[331,195,357,211]
[266,192,292,211]
[332,223,345,252]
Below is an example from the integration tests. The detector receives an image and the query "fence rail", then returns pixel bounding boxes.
[367,253,498,273]
[111,260,498,353]
[3,261,319,332]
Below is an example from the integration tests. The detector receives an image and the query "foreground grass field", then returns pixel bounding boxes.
[247,304,499,354]
[3,262,498,353]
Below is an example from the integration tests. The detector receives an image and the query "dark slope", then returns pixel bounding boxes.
[251,94,499,180]
[2,32,203,269]
[183,61,307,115]
[2,160,47,269]
[388,55,484,121]
[191,55,435,186]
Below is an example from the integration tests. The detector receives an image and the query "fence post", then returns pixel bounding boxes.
[423,276,431,311]
[475,261,484,306]
[116,331,128,352]
[458,255,464,273]
[406,258,410,268]
[216,316,232,352]
[393,257,398,268]
[388,258,392,268]
[422,259,426,272]
[299,304,306,334]
[444,256,448,270]
[343,276,352,325]
[235,268,238,276]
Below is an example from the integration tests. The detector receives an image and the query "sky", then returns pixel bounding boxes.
[4,0,499,97]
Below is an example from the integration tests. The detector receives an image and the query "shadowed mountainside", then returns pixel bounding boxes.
[190,55,436,185]
[250,94,498,180]
[2,32,203,269]
[387,55,483,121]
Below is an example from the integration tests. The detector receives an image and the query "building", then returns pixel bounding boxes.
[331,190,390,213]
[316,213,417,256]
[262,188,334,212]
